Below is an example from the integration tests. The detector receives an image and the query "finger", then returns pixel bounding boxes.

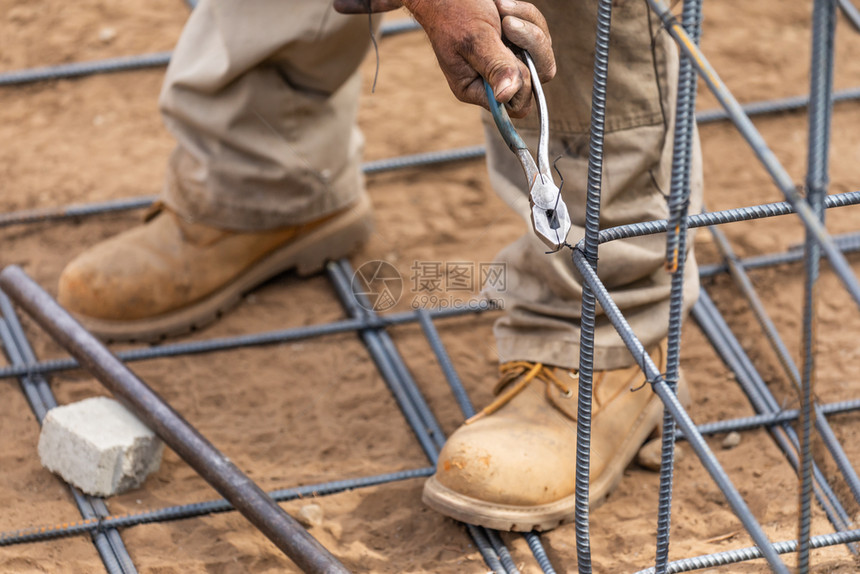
[496,0,550,39]
[333,0,403,14]
[502,16,556,82]
[460,30,525,105]
[495,0,556,82]
[503,59,533,118]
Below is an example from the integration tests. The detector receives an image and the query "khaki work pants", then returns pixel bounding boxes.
[159,0,702,372]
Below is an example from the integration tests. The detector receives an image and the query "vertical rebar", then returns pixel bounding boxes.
[654,0,702,571]
[706,220,860,524]
[573,1,614,571]
[572,252,789,573]
[643,0,860,310]
[798,0,838,569]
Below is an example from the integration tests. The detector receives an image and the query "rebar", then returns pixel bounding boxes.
[797,0,839,566]
[0,467,435,546]
[634,527,860,574]
[573,1,614,571]
[694,86,860,124]
[598,191,860,245]
[0,20,419,87]
[416,309,476,418]
[572,249,790,573]
[699,230,860,277]
[707,219,860,512]
[0,293,137,574]
[678,398,860,438]
[645,0,860,311]
[654,0,702,570]
[0,265,348,574]
[692,292,858,550]
[325,261,519,574]
[0,303,493,382]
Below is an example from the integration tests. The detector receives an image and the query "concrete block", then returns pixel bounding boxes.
[38,396,163,497]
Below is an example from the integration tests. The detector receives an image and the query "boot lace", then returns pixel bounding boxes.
[466,361,578,424]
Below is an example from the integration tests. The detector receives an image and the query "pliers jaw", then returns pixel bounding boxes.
[529,176,571,250]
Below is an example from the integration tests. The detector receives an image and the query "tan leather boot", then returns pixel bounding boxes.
[422,341,689,532]
[57,193,373,341]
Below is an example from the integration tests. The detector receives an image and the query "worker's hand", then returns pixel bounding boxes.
[405,0,555,118]
[333,0,404,13]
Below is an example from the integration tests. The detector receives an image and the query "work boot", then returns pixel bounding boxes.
[423,340,689,532]
[58,193,373,342]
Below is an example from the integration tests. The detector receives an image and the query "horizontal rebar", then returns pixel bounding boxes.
[0,19,420,87]
[634,528,860,574]
[699,231,860,277]
[598,191,860,245]
[0,302,494,381]
[695,85,860,124]
[0,146,487,229]
[678,398,860,438]
[0,467,434,547]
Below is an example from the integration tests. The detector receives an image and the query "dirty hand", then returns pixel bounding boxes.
[334,0,555,118]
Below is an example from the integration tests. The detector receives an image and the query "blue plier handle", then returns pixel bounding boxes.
[483,51,571,250]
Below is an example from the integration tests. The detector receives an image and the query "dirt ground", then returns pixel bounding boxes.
[2,0,860,572]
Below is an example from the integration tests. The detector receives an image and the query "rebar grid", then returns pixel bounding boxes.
[1,1,860,573]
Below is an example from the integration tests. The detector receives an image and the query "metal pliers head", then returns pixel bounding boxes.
[484,51,571,251]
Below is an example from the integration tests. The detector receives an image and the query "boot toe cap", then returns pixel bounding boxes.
[434,416,577,507]
[58,240,178,321]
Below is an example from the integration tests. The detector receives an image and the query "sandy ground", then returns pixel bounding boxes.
[2,0,860,572]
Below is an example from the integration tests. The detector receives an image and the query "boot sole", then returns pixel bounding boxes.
[423,374,690,532]
[71,194,374,343]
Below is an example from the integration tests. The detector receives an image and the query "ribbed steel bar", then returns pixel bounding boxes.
[678,398,860,438]
[416,309,476,418]
[695,86,860,124]
[0,266,348,574]
[325,261,514,574]
[0,467,435,546]
[699,231,860,277]
[0,146,487,230]
[707,219,860,511]
[799,1,838,567]
[0,293,137,574]
[0,303,494,382]
[573,1,614,571]
[654,0,702,570]
[571,250,789,573]
[644,0,860,311]
[692,292,857,551]
[599,191,860,245]
[634,528,860,574]
[0,20,419,87]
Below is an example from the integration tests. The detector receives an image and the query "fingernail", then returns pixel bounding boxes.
[495,77,513,98]
[508,16,524,29]
[500,0,516,10]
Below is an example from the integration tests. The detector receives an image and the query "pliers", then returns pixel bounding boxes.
[484,51,571,251]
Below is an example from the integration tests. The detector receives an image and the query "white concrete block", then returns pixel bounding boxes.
[38,396,163,497]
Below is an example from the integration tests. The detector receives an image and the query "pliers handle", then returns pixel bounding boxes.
[484,51,571,250]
